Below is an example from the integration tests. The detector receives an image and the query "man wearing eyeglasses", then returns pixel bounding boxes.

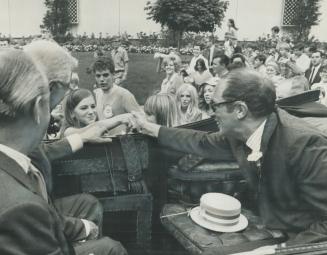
[133,68,327,245]
[93,57,141,135]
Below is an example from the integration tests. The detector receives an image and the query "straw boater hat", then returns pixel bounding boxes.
[190,193,248,232]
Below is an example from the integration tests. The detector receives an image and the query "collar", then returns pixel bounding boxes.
[246,119,267,152]
[0,144,31,174]
[313,63,321,70]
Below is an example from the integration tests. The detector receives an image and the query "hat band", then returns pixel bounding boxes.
[205,210,239,220]
[200,209,240,226]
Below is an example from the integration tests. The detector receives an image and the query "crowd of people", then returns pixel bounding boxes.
[49,23,327,138]
[2,21,327,254]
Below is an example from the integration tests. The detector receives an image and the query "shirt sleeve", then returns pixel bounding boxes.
[66,134,84,153]
[81,219,91,237]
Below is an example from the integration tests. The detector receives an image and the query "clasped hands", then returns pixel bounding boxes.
[78,112,158,144]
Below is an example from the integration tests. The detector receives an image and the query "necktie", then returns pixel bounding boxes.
[309,67,316,84]
[28,164,48,202]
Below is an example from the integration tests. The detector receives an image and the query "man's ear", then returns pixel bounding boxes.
[235,102,248,120]
[33,96,43,124]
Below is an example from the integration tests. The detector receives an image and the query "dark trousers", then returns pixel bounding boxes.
[74,237,128,255]
[54,193,104,240]
[54,194,128,255]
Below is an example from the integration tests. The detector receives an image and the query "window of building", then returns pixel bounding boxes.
[282,0,299,26]
[68,0,79,24]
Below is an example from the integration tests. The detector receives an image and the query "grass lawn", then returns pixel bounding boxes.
[72,52,166,105]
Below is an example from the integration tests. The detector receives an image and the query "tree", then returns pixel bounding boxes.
[41,0,72,42]
[145,0,228,48]
[291,0,321,42]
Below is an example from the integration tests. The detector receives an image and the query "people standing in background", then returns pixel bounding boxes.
[311,65,327,106]
[176,83,202,125]
[271,26,281,47]
[160,56,183,95]
[198,78,218,119]
[305,50,324,87]
[277,59,309,99]
[227,19,238,40]
[203,37,221,69]
[190,58,213,91]
[211,54,230,78]
[187,45,209,74]
[266,61,284,88]
[293,43,311,73]
[231,53,248,68]
[111,38,129,85]
[277,42,291,62]
[224,32,237,58]
[253,54,267,75]
[92,57,141,135]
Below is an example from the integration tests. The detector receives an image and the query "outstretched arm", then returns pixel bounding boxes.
[63,113,134,143]
[132,111,235,161]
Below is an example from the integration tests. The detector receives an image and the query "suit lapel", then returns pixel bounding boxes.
[0,151,39,195]
[260,112,278,155]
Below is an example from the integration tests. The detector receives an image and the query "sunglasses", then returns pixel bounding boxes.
[95,73,110,78]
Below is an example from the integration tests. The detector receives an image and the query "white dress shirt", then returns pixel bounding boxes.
[246,119,267,153]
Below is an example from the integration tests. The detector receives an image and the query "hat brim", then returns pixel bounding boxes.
[190,207,248,233]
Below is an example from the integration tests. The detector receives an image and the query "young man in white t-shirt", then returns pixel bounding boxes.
[92,57,141,134]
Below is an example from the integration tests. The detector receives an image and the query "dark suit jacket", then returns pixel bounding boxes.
[29,139,87,242]
[0,151,74,255]
[305,65,323,86]
[158,108,327,245]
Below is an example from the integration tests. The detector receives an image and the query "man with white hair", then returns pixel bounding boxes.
[0,49,73,254]
[24,40,128,254]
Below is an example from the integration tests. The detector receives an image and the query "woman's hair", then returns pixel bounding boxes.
[63,88,96,129]
[162,56,182,73]
[176,83,201,124]
[228,19,238,30]
[231,53,246,64]
[198,83,215,111]
[144,93,178,127]
[194,58,207,72]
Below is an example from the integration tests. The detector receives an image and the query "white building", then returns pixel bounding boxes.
[0,0,326,41]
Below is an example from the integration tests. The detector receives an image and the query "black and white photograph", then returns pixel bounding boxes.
[0,0,327,254]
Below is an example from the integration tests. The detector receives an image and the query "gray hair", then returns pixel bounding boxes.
[24,40,78,86]
[0,49,48,118]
